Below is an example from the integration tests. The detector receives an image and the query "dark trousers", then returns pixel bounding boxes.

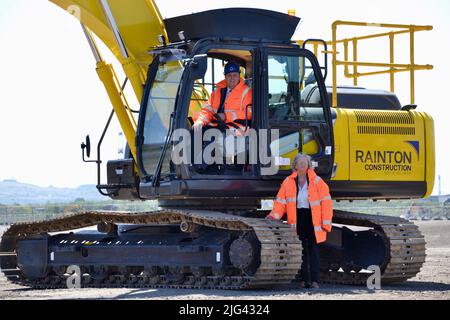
[191,126,224,169]
[297,208,320,283]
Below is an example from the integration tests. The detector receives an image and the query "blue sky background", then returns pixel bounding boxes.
[0,0,449,195]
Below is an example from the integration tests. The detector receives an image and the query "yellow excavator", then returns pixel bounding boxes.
[0,0,434,289]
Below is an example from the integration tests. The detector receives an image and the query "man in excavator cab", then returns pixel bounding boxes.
[192,62,253,136]
[190,61,253,174]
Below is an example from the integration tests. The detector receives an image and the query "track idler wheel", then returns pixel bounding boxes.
[228,233,260,275]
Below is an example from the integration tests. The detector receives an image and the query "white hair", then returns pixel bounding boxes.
[292,153,313,171]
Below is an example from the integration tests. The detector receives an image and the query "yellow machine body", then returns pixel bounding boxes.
[332,109,435,198]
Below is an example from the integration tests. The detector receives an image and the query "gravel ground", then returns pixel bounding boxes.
[0,221,449,300]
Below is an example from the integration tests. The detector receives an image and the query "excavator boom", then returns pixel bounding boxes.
[50,0,167,100]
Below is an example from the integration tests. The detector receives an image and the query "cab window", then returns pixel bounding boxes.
[268,54,326,123]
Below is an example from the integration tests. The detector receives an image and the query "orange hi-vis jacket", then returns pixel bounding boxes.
[269,169,333,244]
[195,79,252,132]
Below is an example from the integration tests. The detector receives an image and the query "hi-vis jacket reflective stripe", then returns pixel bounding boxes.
[195,79,252,131]
[269,169,333,244]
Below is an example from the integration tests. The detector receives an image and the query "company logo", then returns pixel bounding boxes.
[355,141,420,173]
[405,141,420,160]
[356,150,412,172]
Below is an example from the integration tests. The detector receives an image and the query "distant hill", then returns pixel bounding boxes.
[0,179,105,205]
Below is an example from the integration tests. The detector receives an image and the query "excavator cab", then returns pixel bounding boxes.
[129,9,334,208]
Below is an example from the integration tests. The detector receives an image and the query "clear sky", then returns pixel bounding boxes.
[0,0,449,195]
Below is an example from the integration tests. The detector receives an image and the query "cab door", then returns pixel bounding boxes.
[262,48,334,178]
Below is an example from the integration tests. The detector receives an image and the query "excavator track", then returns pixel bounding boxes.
[0,210,302,290]
[320,210,426,285]
[1,210,425,289]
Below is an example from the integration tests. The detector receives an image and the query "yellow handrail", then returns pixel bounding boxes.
[299,21,433,107]
[332,21,433,107]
